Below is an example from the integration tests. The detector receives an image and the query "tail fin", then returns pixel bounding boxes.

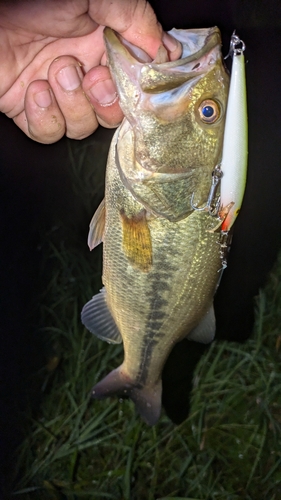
[91,366,162,426]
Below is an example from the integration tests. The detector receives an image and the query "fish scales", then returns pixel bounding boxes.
[82,26,229,425]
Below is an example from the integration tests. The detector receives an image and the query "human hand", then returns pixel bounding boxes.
[0,0,181,144]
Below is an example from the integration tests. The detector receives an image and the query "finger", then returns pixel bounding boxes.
[162,32,183,61]
[89,0,162,56]
[48,55,99,140]
[13,80,66,143]
[89,0,182,60]
[83,66,123,128]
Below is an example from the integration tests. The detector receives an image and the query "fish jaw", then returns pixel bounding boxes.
[91,365,162,426]
[103,26,223,93]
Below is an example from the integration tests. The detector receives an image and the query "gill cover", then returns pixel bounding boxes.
[220,33,248,231]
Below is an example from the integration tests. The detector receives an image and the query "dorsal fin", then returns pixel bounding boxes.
[87,198,105,250]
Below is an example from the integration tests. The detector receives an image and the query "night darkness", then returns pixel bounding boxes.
[1,0,281,496]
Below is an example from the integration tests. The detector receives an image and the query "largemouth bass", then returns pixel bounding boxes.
[82,27,230,425]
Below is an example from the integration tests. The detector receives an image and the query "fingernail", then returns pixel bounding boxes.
[56,65,82,91]
[34,89,52,108]
[162,32,182,55]
[89,79,118,106]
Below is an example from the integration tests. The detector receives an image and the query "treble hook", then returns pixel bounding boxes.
[190,164,223,216]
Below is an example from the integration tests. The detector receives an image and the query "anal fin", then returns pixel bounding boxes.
[187,305,216,344]
[88,198,105,250]
[81,288,122,344]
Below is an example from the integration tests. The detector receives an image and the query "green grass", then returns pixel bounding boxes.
[12,138,281,500]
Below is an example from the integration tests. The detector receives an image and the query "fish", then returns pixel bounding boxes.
[81,26,230,425]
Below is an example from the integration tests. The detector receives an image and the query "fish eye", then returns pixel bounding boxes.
[198,99,220,124]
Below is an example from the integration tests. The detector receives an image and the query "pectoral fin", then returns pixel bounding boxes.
[187,305,216,344]
[120,209,152,272]
[87,198,105,250]
[81,288,122,344]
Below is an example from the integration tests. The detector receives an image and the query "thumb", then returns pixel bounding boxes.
[89,0,181,60]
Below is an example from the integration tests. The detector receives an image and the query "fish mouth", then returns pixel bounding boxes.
[103,26,223,93]
[104,26,228,183]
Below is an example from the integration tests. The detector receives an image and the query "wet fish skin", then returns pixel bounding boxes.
[82,27,229,425]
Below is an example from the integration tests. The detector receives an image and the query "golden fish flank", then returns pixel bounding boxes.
[81,27,229,425]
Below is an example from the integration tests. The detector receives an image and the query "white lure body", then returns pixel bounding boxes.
[220,41,248,231]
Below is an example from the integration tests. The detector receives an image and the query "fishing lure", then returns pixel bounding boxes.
[191,31,247,231]
[220,32,248,231]
[191,31,247,272]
